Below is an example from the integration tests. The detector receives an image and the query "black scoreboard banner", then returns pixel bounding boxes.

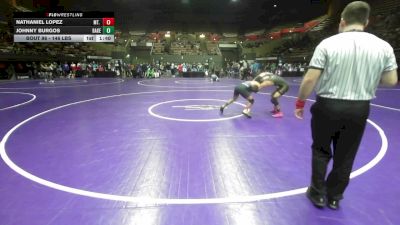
[13,12,115,43]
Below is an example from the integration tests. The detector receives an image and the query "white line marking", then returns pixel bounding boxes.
[0,92,36,111]
[258,92,400,112]
[350,119,388,178]
[38,80,88,85]
[0,78,124,89]
[174,80,209,84]
[138,80,235,89]
[370,104,400,112]
[376,88,400,91]
[148,99,245,122]
[0,90,389,205]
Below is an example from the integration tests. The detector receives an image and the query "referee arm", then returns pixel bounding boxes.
[294,68,322,119]
[298,68,322,100]
[380,69,398,86]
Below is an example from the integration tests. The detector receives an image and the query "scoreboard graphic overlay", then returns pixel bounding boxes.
[13,12,115,43]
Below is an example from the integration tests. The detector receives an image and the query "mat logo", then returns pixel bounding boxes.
[172,105,220,111]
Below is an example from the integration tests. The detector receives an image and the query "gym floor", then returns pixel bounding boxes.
[0,77,399,225]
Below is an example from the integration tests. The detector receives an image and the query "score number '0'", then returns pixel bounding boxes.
[102,18,115,26]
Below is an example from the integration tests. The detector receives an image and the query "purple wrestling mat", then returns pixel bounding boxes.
[0,77,399,225]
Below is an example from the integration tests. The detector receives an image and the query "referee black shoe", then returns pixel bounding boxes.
[306,187,326,208]
[327,199,340,210]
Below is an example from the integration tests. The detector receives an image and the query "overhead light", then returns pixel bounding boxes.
[273,4,277,7]
[199,34,205,38]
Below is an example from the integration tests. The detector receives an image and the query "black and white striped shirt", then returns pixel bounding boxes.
[309,31,398,100]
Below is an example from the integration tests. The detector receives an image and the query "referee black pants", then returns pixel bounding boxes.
[310,96,370,200]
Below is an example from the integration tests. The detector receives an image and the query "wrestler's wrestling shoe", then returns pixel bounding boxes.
[219,106,224,114]
[242,109,252,118]
[272,111,283,118]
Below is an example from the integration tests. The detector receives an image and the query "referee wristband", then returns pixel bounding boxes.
[296,99,306,109]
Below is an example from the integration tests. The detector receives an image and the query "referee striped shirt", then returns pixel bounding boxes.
[309,31,398,100]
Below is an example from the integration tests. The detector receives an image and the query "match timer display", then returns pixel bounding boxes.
[13,12,115,43]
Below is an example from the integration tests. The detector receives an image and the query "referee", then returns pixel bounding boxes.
[295,1,398,210]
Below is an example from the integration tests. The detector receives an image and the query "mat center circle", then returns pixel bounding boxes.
[148,99,246,122]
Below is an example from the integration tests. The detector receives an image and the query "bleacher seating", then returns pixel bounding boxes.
[170,41,201,55]
[310,15,335,32]
[370,0,400,16]
[206,42,220,55]
[270,0,400,62]
[152,42,164,54]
